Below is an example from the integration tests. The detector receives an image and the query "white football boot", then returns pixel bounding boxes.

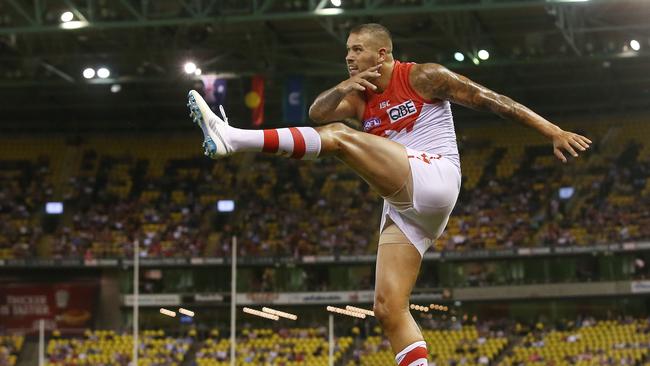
[187,90,233,159]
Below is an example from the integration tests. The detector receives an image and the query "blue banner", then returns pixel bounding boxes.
[283,75,305,124]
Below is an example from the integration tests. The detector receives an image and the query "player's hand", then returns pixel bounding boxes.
[336,64,382,94]
[551,130,592,163]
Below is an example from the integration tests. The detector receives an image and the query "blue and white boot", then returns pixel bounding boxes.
[187,90,233,159]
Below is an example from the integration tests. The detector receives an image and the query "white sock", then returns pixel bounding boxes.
[395,341,428,366]
[227,126,321,160]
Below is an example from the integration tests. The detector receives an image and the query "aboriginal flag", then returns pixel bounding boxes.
[246,74,265,126]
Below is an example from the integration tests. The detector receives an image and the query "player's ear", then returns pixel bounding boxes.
[378,47,387,63]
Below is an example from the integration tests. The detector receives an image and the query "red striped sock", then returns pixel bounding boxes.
[261,127,320,160]
[228,126,320,160]
[396,341,428,366]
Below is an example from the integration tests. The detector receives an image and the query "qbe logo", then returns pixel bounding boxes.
[363,117,381,131]
[387,100,417,123]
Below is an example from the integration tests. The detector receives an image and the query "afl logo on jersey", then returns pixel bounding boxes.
[363,117,381,131]
[388,100,417,123]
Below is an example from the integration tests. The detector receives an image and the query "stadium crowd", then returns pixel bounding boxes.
[0,158,51,259]
[195,327,351,365]
[0,335,24,366]
[0,127,648,260]
[46,329,192,366]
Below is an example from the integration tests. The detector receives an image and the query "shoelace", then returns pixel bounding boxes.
[219,105,229,124]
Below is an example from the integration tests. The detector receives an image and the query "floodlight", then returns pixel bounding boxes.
[97,67,110,78]
[83,68,95,79]
[60,11,74,23]
[184,62,197,74]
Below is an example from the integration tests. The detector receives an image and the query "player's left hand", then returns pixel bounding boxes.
[552,130,592,163]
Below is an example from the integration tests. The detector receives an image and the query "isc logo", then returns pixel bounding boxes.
[387,100,417,123]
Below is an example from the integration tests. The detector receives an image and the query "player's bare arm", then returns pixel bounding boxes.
[411,63,593,163]
[308,89,358,125]
[308,65,381,124]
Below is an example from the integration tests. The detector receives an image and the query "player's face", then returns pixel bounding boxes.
[345,33,380,76]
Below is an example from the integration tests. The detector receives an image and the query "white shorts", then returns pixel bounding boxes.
[379,148,461,256]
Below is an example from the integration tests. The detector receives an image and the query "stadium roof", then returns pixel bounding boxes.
[1,0,648,130]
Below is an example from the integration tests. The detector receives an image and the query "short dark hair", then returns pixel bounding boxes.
[349,23,392,41]
[349,23,393,52]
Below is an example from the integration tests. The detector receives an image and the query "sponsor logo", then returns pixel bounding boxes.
[194,293,224,302]
[387,100,417,123]
[246,292,280,303]
[123,294,181,306]
[631,281,650,294]
[363,117,381,131]
[379,100,391,109]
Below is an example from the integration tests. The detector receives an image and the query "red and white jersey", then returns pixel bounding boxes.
[362,60,460,171]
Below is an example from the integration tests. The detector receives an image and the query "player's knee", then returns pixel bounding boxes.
[316,123,356,153]
[373,292,408,331]
[373,300,390,327]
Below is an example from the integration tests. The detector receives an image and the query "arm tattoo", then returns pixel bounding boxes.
[413,63,562,138]
[308,87,348,124]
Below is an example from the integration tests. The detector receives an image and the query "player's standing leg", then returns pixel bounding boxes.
[375,235,429,365]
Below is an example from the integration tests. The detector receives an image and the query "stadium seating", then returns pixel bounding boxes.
[0,119,648,259]
[48,138,380,259]
[1,317,647,366]
[0,134,59,259]
[0,335,24,366]
[196,327,352,366]
[350,325,508,365]
[46,329,192,366]
[501,319,650,366]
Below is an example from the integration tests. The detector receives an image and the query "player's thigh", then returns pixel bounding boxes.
[375,224,422,307]
[318,123,410,197]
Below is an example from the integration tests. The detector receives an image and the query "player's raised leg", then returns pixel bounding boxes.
[188,90,410,197]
